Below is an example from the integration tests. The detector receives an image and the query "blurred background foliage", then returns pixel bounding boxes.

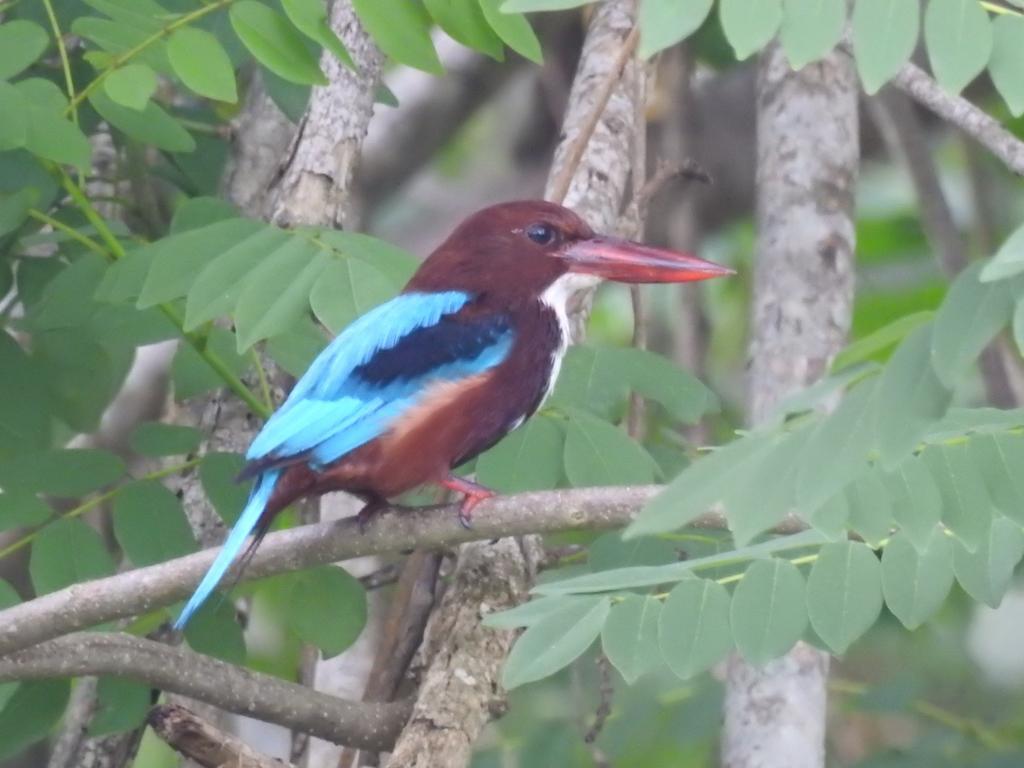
[2,0,1024,766]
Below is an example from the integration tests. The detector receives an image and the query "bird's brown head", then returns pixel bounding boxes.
[406,200,733,300]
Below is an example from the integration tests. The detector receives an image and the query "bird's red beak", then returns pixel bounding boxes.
[560,236,734,283]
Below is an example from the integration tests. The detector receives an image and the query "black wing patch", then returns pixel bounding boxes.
[351,311,514,387]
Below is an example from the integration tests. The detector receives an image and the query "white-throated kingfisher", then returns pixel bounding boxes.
[175,201,732,628]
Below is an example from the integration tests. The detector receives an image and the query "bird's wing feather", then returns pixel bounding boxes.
[244,291,514,470]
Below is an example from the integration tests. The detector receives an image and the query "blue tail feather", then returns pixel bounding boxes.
[174,469,281,630]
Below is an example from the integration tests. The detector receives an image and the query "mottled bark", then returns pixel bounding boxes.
[265,2,383,229]
[148,704,292,768]
[381,2,642,765]
[383,539,537,766]
[222,71,296,219]
[723,41,859,768]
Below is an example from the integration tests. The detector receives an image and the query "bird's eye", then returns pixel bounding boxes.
[525,222,556,245]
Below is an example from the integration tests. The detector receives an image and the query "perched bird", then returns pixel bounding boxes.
[174,200,732,628]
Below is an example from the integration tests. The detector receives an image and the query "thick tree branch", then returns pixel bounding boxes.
[1,486,803,658]
[723,36,859,768]
[148,704,292,768]
[0,633,409,751]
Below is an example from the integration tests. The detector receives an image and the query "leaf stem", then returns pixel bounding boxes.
[51,166,271,418]
[27,209,108,257]
[66,0,234,115]
[40,0,77,125]
[0,457,202,562]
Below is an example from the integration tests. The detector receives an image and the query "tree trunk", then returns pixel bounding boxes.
[382,2,643,766]
[722,40,859,768]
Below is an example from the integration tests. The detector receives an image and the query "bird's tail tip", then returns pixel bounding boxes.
[172,469,281,631]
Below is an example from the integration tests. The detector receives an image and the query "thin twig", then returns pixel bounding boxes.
[546,26,640,205]
[838,40,1024,177]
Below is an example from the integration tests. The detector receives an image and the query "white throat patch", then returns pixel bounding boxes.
[538,272,602,404]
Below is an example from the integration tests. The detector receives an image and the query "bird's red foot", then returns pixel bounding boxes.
[440,475,496,529]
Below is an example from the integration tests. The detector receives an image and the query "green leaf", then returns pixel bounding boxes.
[725,422,815,546]
[846,471,893,546]
[199,452,251,526]
[809,490,849,541]
[563,408,655,487]
[280,0,354,67]
[426,0,504,59]
[113,481,197,567]
[476,416,565,493]
[500,0,587,8]
[0,83,28,151]
[138,219,263,307]
[952,516,1024,607]
[129,423,202,457]
[922,442,993,552]
[628,427,781,538]
[0,492,51,532]
[988,15,1024,116]
[314,230,418,284]
[171,327,250,401]
[171,196,238,234]
[184,227,291,330]
[266,317,327,377]
[503,596,610,688]
[852,0,920,93]
[806,541,883,654]
[931,262,1014,387]
[168,27,239,102]
[972,432,1024,527]
[924,0,993,94]
[103,63,157,110]
[29,518,117,595]
[981,223,1024,282]
[89,89,196,152]
[658,578,731,679]
[549,345,628,419]
[182,599,246,664]
[1015,299,1024,356]
[719,0,782,60]
[88,677,150,736]
[832,311,934,372]
[796,380,875,512]
[780,0,846,69]
[352,0,443,74]
[535,529,828,595]
[309,257,398,334]
[881,531,953,630]
[479,0,543,63]
[285,565,367,658]
[611,347,716,424]
[15,80,92,171]
[638,0,714,58]
[483,594,581,628]
[883,456,943,551]
[601,595,661,684]
[235,241,328,350]
[588,532,681,572]
[0,448,125,497]
[730,559,807,665]
[230,1,327,85]
[0,332,52,459]
[0,20,49,80]
[873,324,951,469]
[0,680,70,760]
